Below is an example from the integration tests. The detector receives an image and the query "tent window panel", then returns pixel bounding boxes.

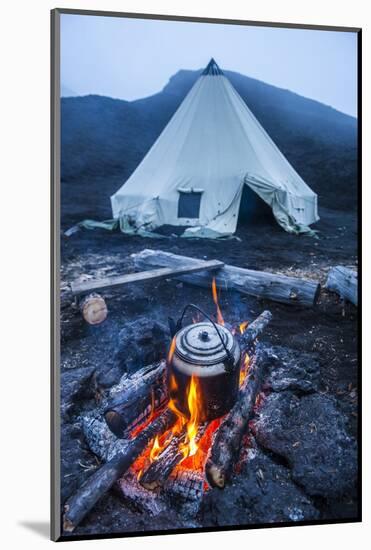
[177,191,202,219]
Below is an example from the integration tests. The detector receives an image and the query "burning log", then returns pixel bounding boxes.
[205,348,268,489]
[140,423,208,491]
[105,361,168,437]
[237,310,272,352]
[325,266,357,306]
[132,249,320,307]
[63,408,177,533]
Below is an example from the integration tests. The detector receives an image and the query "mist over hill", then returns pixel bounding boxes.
[61,69,357,218]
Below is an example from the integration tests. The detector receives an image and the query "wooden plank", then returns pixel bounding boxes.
[70,259,224,296]
[132,249,321,307]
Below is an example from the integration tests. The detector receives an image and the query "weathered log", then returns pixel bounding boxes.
[325,266,357,306]
[70,260,224,296]
[205,348,268,488]
[105,361,168,437]
[238,310,272,352]
[132,249,320,307]
[80,293,108,325]
[63,408,177,532]
[140,423,208,491]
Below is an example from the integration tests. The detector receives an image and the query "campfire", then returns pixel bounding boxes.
[131,287,253,489]
[63,280,272,532]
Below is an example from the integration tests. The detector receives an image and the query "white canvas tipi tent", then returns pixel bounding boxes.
[111,59,319,238]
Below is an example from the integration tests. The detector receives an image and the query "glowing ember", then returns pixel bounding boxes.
[211,277,225,325]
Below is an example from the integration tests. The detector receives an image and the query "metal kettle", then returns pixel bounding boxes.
[168,305,241,422]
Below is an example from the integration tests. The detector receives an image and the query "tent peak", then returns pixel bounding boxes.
[202,58,223,76]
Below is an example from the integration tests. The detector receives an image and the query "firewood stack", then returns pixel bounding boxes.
[63,310,272,533]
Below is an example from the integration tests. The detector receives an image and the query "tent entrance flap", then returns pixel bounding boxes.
[238,182,275,225]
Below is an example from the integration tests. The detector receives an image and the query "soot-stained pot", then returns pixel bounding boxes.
[169,322,241,421]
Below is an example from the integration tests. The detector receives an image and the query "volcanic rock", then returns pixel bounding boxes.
[61,421,99,503]
[115,318,169,374]
[201,445,319,526]
[264,346,320,393]
[252,391,357,498]
[61,366,96,419]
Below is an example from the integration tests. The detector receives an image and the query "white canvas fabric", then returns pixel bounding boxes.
[111,59,319,237]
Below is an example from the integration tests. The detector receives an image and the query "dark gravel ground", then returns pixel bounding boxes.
[59,198,359,538]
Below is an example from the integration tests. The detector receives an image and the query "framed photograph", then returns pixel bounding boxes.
[51,8,361,542]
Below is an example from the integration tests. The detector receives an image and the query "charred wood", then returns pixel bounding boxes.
[116,471,168,515]
[140,423,208,491]
[238,310,272,353]
[63,408,177,533]
[205,348,268,489]
[81,414,167,515]
[105,361,168,437]
[165,469,204,506]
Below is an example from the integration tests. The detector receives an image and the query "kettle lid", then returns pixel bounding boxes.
[175,322,235,366]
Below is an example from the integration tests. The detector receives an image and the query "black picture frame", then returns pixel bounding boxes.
[51,8,362,542]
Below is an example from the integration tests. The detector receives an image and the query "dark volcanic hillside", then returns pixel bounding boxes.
[61,69,357,223]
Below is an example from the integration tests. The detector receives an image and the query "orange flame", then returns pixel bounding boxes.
[144,374,203,471]
[239,321,249,334]
[179,375,202,460]
[239,352,250,386]
[149,435,161,462]
[212,277,225,326]
[167,336,176,364]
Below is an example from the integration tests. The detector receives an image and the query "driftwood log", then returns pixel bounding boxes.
[63,409,177,532]
[205,348,268,488]
[325,266,357,306]
[140,423,208,491]
[105,361,168,437]
[132,249,320,307]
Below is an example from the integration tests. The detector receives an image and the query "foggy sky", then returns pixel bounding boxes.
[61,13,358,117]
